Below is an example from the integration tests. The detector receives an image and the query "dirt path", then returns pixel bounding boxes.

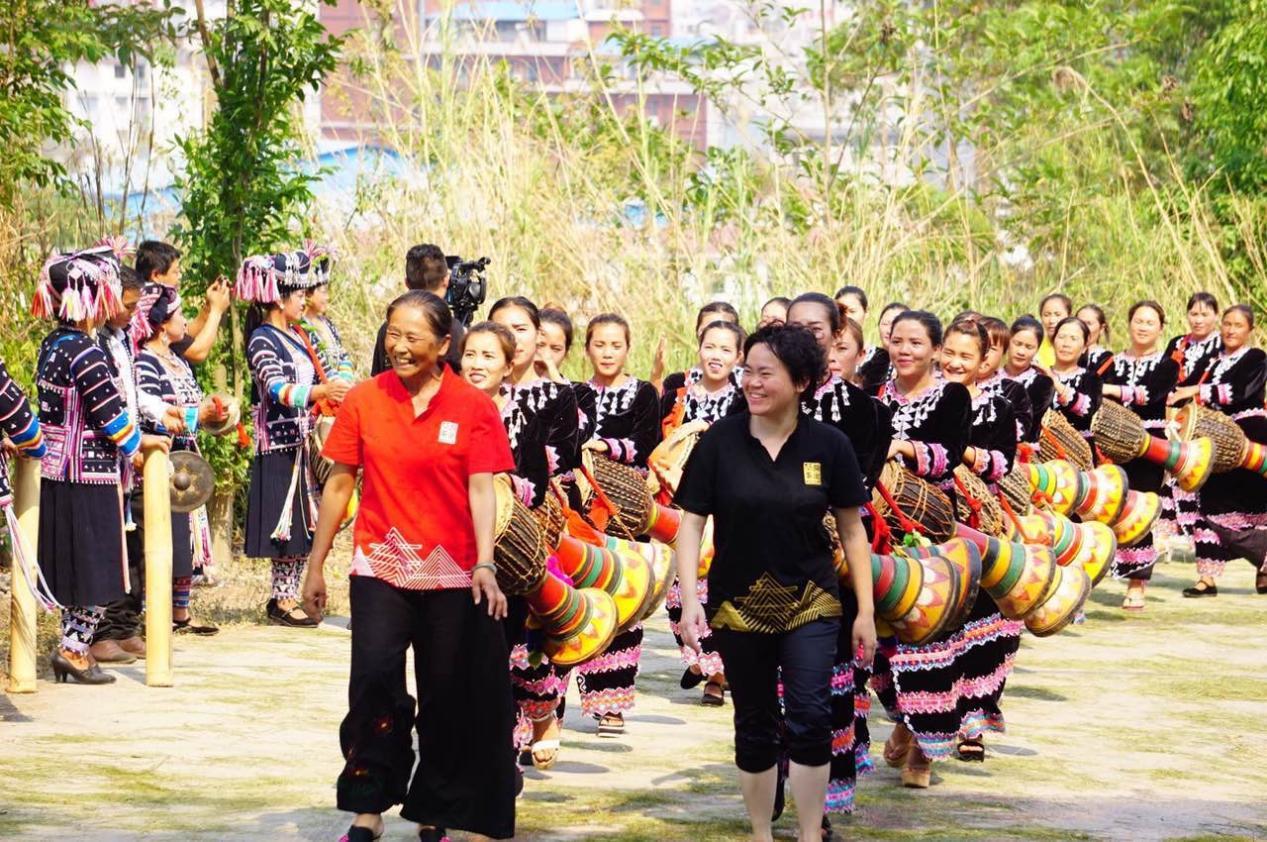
[1,561,1265,841]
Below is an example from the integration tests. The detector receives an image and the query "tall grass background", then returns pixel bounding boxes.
[2,1,1263,384]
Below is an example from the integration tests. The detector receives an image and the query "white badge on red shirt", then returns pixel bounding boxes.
[438,420,458,445]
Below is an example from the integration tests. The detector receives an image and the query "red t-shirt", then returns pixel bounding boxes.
[322,367,514,590]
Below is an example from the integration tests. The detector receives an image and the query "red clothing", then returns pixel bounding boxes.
[322,367,514,590]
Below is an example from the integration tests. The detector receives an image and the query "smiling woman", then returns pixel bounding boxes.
[303,289,518,842]
[673,324,876,842]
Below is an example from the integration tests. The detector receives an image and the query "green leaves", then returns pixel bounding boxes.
[0,0,183,200]
[172,0,343,291]
[170,0,343,491]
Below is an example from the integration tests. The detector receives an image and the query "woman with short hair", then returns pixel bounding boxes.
[674,324,876,842]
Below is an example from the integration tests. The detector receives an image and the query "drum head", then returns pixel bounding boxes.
[170,451,215,513]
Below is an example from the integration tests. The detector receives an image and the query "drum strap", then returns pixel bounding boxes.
[1171,337,1190,379]
[952,473,983,530]
[1040,426,1069,461]
[577,461,629,538]
[873,480,924,537]
[865,501,892,553]
[997,495,1030,540]
[660,386,687,439]
[294,324,336,418]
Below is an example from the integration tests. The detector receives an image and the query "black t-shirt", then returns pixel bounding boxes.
[674,412,868,633]
[371,318,464,375]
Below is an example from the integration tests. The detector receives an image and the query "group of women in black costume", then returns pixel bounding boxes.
[8,238,1265,842]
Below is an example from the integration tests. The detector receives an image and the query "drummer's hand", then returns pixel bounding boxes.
[302,566,327,621]
[887,439,913,460]
[852,611,877,669]
[582,440,608,453]
[679,598,708,654]
[0,437,17,459]
[650,336,668,382]
[1167,386,1198,406]
[197,401,227,426]
[327,379,352,403]
[162,405,188,433]
[472,566,508,619]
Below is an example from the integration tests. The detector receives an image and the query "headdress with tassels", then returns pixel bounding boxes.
[127,282,183,353]
[235,241,334,305]
[31,237,131,323]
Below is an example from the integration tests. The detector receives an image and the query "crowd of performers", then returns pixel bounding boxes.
[2,236,1266,842]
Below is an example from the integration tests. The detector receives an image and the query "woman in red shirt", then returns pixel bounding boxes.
[304,290,517,842]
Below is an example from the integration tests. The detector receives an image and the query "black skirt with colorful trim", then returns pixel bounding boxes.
[38,479,127,606]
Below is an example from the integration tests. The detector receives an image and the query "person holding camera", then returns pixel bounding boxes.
[372,244,464,375]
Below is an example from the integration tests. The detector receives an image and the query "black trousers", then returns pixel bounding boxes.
[94,494,144,642]
[714,617,839,773]
[337,576,516,839]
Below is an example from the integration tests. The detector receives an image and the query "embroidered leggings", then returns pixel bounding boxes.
[61,605,106,654]
[271,557,306,601]
[575,625,643,718]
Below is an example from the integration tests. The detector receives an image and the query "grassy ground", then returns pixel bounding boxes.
[1,558,1264,841]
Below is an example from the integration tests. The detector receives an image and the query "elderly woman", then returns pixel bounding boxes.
[304,290,517,842]
[674,324,876,842]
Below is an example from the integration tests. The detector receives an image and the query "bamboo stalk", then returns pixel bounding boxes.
[6,457,40,694]
[144,451,174,687]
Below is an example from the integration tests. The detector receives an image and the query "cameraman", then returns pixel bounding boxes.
[371,244,465,374]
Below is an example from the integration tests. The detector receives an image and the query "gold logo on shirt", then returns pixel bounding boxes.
[803,462,822,486]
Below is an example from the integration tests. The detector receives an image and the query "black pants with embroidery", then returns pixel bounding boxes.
[337,576,516,839]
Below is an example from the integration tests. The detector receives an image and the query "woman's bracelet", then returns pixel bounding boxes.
[472,562,497,575]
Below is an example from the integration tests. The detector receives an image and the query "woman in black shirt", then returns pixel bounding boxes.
[1048,316,1103,445]
[573,314,663,736]
[1101,301,1179,609]
[1003,316,1054,444]
[674,325,875,842]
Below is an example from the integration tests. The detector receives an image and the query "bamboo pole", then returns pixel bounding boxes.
[6,458,41,693]
[143,451,173,687]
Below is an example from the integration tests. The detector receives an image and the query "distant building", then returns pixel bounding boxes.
[62,0,223,197]
[320,0,709,149]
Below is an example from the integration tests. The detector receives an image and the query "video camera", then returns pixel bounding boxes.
[445,255,490,327]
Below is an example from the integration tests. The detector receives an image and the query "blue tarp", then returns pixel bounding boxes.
[108,144,410,229]
[431,1,581,23]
